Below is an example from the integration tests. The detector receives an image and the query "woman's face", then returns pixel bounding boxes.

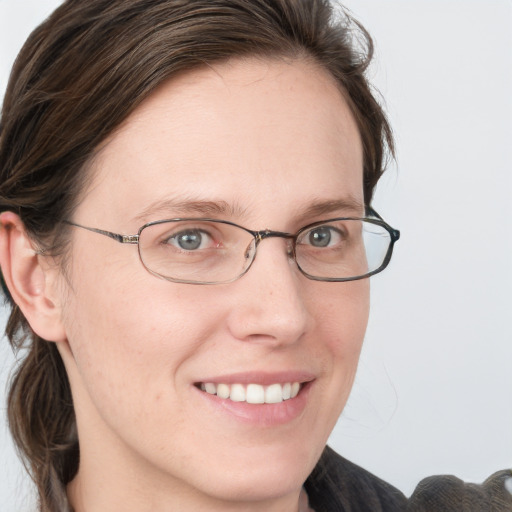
[58,57,369,508]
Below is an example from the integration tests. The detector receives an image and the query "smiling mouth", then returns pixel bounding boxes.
[195,382,304,404]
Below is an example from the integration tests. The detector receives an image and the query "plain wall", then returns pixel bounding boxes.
[1,1,511,510]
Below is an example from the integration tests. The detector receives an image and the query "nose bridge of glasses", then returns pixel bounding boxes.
[252,230,296,260]
[255,229,294,242]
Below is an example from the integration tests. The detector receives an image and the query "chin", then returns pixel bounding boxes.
[188,437,322,503]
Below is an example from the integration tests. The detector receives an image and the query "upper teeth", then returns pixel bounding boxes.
[200,382,301,403]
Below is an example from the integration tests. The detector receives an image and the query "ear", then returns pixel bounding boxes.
[0,211,67,343]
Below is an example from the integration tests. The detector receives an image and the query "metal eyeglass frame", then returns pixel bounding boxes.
[63,206,400,284]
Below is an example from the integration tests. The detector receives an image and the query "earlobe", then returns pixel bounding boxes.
[0,211,67,343]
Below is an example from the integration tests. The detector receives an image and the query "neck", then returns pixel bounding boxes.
[68,471,307,512]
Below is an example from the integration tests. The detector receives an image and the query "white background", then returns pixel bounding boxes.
[1,1,511,510]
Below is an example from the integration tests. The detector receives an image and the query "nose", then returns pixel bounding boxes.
[226,237,311,346]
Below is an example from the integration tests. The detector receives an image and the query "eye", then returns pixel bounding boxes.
[167,229,214,251]
[306,225,342,248]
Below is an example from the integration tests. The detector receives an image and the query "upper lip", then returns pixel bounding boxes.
[194,371,316,386]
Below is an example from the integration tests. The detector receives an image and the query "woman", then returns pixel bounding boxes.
[0,1,510,511]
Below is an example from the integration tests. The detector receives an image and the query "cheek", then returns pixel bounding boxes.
[61,248,231,385]
[295,280,369,448]
[59,281,216,457]
[313,280,369,399]
[61,262,188,397]
[317,279,370,353]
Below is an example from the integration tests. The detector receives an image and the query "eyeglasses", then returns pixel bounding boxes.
[65,208,399,285]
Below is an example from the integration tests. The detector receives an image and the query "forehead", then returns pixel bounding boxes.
[81,57,364,228]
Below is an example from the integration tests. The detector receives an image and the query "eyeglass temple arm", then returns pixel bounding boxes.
[366,205,381,219]
[366,206,400,242]
[64,221,139,244]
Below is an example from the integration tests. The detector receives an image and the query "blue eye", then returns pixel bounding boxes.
[306,226,342,248]
[169,229,213,251]
[308,226,332,247]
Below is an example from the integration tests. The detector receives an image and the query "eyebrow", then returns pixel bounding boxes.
[132,198,248,223]
[133,195,365,225]
[297,197,365,219]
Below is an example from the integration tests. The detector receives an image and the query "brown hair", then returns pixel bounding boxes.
[0,1,393,510]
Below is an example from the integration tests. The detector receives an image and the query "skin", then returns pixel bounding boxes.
[0,57,368,511]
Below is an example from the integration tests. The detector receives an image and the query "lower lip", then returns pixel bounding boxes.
[194,382,313,427]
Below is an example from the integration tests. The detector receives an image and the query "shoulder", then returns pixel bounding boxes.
[305,446,512,512]
[304,445,408,512]
[407,470,512,511]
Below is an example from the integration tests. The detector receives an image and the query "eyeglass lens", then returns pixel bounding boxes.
[137,219,393,284]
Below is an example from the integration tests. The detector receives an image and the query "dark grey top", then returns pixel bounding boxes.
[304,446,512,511]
